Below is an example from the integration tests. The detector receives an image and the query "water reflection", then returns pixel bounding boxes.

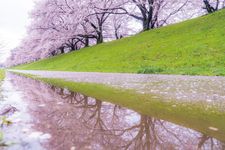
[0,74,46,150]
[1,73,225,150]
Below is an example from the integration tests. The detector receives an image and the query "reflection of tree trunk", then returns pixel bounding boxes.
[222,142,225,150]
[198,134,209,149]
[122,115,160,150]
[90,101,105,130]
[143,116,151,150]
[112,105,120,124]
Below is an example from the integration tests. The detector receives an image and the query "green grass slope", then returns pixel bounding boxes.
[14,10,225,76]
[0,70,5,81]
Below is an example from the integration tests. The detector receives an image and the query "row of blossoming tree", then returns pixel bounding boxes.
[6,0,225,66]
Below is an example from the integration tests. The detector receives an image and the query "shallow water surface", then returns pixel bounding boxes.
[0,73,225,150]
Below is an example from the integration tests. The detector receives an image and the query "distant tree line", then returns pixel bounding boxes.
[6,0,225,66]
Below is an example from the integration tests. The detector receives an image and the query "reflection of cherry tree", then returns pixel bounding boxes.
[50,84,225,149]
[10,74,225,150]
[197,134,225,150]
[52,87,122,143]
[120,116,163,149]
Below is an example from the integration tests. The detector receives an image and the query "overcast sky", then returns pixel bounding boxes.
[0,0,34,63]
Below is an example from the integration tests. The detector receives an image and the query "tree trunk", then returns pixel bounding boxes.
[115,31,119,40]
[59,47,64,54]
[142,1,154,31]
[70,44,76,51]
[84,37,89,47]
[97,32,103,44]
[143,18,150,31]
[203,0,216,13]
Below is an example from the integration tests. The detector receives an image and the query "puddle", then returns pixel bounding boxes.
[0,73,225,150]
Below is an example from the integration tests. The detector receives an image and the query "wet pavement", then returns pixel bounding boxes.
[0,72,224,149]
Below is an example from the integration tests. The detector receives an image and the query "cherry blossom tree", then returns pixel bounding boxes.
[6,0,208,66]
[103,0,191,31]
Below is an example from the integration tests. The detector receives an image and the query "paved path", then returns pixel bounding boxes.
[9,70,225,105]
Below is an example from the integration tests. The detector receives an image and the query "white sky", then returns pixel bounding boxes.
[0,0,35,63]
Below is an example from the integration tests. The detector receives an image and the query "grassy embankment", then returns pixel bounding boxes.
[0,70,5,146]
[0,70,5,81]
[14,9,225,76]
[13,71,225,142]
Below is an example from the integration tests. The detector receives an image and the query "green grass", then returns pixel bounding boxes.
[0,70,6,147]
[137,66,164,74]
[13,72,225,142]
[0,70,5,81]
[14,9,225,76]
